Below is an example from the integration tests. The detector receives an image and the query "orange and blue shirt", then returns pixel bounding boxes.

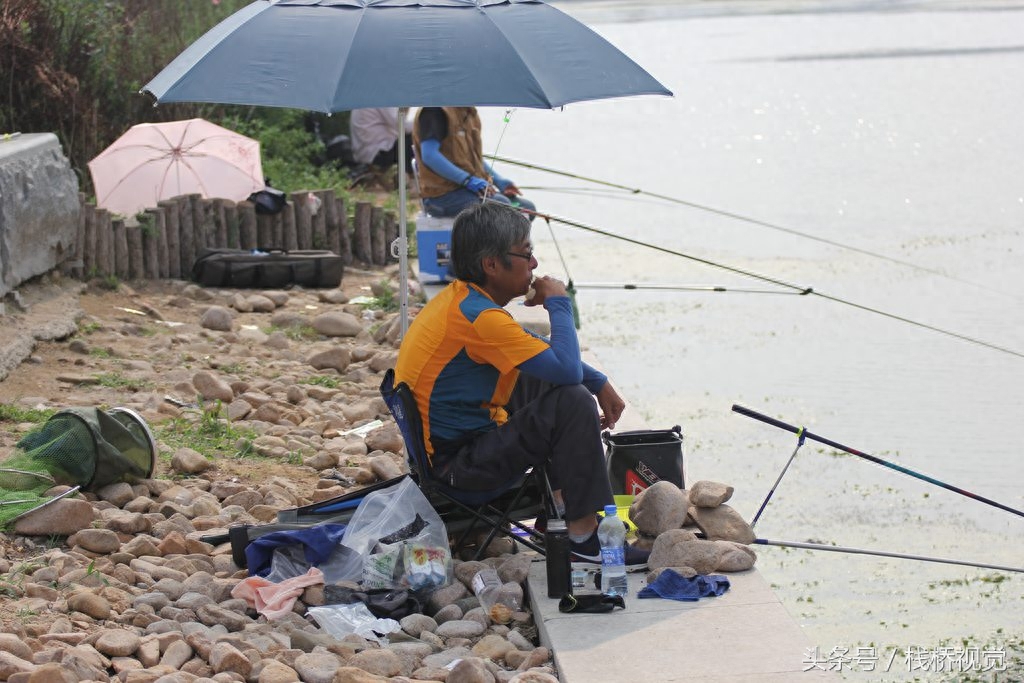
[395,280,551,459]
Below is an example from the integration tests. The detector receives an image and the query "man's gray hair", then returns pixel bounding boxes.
[450,202,530,285]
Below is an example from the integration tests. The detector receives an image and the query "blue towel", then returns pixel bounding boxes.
[245,524,348,577]
[637,570,731,601]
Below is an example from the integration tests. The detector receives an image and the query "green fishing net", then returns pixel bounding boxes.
[0,407,156,527]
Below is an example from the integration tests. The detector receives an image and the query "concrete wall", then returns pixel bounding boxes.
[0,133,79,297]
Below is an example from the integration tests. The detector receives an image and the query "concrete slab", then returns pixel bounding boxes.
[527,561,838,682]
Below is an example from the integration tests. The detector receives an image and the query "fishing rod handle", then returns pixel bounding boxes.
[731,404,800,435]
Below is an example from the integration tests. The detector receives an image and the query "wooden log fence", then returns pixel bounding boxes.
[73,191,404,283]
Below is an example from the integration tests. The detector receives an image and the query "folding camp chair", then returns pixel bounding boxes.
[379,369,548,559]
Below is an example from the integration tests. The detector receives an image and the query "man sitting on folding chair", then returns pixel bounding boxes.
[394,201,649,568]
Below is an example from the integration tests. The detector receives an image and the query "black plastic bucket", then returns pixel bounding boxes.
[603,425,684,495]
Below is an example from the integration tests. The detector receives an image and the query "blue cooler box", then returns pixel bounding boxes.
[415,214,455,282]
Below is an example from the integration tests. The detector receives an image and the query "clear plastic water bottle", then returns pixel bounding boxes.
[471,567,519,623]
[597,504,628,597]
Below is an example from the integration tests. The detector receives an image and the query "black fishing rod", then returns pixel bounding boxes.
[732,404,1024,519]
[490,153,1019,302]
[574,282,804,295]
[522,207,1024,360]
[754,538,1024,574]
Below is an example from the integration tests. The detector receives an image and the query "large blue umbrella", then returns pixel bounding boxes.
[143,0,672,331]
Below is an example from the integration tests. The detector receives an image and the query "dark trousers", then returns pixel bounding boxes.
[433,375,613,522]
[371,138,415,173]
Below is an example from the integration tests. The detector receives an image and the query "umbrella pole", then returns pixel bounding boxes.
[397,108,410,338]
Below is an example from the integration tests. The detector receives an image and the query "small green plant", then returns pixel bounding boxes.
[217,362,246,375]
[89,348,113,359]
[78,320,101,335]
[0,404,55,424]
[95,372,152,391]
[370,280,399,312]
[264,324,320,341]
[136,211,157,237]
[304,375,340,388]
[156,402,256,459]
[98,275,120,291]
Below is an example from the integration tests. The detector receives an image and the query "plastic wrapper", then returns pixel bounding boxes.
[307,603,400,644]
[362,544,401,589]
[404,543,449,590]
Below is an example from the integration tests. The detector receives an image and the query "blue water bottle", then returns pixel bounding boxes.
[597,504,628,597]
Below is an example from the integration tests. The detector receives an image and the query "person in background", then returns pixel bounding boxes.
[413,107,537,220]
[350,108,414,173]
[394,202,647,568]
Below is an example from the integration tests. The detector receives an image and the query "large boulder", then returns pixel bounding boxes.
[0,133,78,297]
[629,481,689,536]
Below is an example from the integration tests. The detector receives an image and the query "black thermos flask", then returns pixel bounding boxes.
[545,518,571,598]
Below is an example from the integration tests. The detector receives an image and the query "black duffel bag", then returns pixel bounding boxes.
[191,248,343,289]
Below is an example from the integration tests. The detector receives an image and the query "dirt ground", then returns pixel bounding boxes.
[0,266,398,497]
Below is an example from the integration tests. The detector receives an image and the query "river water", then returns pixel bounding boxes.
[481,1,1024,679]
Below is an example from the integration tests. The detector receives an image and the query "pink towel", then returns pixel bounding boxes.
[231,567,325,619]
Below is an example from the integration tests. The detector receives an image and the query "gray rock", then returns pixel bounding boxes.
[447,656,496,683]
[200,306,234,332]
[714,539,757,572]
[308,347,351,372]
[13,497,98,536]
[630,480,690,536]
[95,481,136,507]
[646,566,698,583]
[70,528,122,554]
[422,646,474,669]
[496,554,532,585]
[265,331,290,349]
[471,634,515,662]
[689,504,755,544]
[689,480,735,508]
[227,399,253,421]
[436,619,487,639]
[257,659,300,683]
[367,453,403,480]
[312,311,363,337]
[171,447,211,475]
[293,651,345,683]
[648,532,719,575]
[400,613,438,638]
[209,641,251,677]
[363,426,404,455]
[95,628,142,657]
[247,294,277,312]
[0,633,33,660]
[347,649,402,677]
[426,580,469,614]
[193,370,235,402]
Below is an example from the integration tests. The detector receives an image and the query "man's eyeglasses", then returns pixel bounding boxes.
[506,251,534,262]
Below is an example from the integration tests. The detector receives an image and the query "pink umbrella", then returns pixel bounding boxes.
[88,118,264,217]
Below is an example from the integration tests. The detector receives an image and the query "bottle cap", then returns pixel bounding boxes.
[603,504,618,516]
[547,518,567,532]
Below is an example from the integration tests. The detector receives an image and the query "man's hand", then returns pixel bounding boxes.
[524,275,567,307]
[596,381,626,430]
[502,183,522,197]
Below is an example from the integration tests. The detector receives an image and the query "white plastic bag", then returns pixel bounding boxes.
[306,603,400,644]
[341,476,451,589]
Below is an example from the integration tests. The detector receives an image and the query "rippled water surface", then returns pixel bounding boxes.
[481,1,1024,679]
